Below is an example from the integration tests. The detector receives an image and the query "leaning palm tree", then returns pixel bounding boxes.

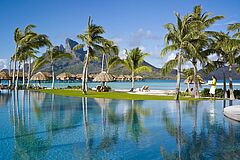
[12,24,51,89]
[73,16,105,94]
[32,46,72,89]
[12,28,23,89]
[187,5,224,98]
[161,13,197,100]
[123,48,152,91]
[101,40,119,72]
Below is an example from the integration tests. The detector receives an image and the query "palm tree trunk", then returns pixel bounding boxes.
[12,46,18,88]
[187,82,191,95]
[27,58,31,88]
[22,60,25,87]
[15,62,21,90]
[229,64,235,100]
[131,71,135,91]
[193,61,199,98]
[101,54,105,72]
[9,60,12,87]
[82,47,90,94]
[222,68,227,98]
[175,50,182,100]
[51,62,55,89]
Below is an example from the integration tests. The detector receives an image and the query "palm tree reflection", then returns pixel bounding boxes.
[125,100,150,143]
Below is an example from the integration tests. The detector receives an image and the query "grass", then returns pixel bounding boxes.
[36,89,219,101]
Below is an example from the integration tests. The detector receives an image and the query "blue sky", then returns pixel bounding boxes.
[0,0,239,69]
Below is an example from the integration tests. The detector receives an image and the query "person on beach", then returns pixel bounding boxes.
[209,76,217,98]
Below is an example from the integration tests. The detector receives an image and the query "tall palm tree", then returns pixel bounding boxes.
[73,16,105,94]
[161,13,197,100]
[187,5,224,98]
[101,40,119,72]
[32,46,72,89]
[12,24,51,89]
[12,28,23,89]
[123,48,151,91]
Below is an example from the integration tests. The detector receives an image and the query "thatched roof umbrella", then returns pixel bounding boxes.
[88,73,96,80]
[93,72,114,86]
[56,72,75,80]
[135,75,143,81]
[31,72,50,86]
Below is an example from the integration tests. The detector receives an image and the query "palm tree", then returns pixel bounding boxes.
[187,5,224,98]
[12,24,51,89]
[123,48,151,91]
[101,40,119,72]
[12,28,23,89]
[161,13,196,100]
[228,23,240,38]
[183,68,204,94]
[73,16,105,94]
[32,46,72,89]
[106,56,122,73]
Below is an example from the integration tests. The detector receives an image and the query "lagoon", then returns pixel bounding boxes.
[0,90,240,159]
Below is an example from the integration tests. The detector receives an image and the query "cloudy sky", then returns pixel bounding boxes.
[0,0,239,70]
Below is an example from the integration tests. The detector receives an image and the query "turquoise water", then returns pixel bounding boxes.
[2,79,240,90]
[0,90,240,159]
[29,79,240,90]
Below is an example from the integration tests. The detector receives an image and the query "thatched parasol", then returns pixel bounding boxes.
[31,72,49,81]
[93,72,114,82]
[56,72,75,80]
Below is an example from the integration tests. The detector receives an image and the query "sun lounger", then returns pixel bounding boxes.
[141,86,149,92]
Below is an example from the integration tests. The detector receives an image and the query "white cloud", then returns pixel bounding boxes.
[129,28,161,47]
[111,37,122,45]
[0,59,8,70]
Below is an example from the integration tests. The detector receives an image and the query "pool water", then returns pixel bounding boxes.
[0,90,240,159]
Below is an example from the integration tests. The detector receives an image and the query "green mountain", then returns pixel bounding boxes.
[38,38,176,79]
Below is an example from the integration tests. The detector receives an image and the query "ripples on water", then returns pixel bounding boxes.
[0,90,240,159]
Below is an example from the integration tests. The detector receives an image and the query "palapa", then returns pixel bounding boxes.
[93,71,114,82]
[31,72,49,81]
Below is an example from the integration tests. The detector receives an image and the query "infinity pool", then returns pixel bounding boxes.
[0,90,240,159]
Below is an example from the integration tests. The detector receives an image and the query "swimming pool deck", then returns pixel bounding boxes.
[224,105,240,122]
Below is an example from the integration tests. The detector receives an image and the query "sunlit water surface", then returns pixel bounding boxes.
[0,90,240,159]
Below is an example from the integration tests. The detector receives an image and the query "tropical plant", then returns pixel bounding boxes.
[106,56,122,73]
[12,24,51,89]
[182,68,204,93]
[123,48,152,91]
[73,16,105,94]
[32,46,72,89]
[161,13,196,100]
[186,5,224,98]
[101,40,119,72]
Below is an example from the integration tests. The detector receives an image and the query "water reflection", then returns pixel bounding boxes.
[0,91,240,159]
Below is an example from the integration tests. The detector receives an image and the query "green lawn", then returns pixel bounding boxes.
[36,89,218,101]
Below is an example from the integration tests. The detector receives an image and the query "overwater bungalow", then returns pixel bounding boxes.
[56,72,76,81]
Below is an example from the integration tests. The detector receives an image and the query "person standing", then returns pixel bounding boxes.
[209,76,217,98]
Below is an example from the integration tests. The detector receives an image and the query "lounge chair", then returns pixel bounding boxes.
[96,85,102,92]
[141,86,149,92]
